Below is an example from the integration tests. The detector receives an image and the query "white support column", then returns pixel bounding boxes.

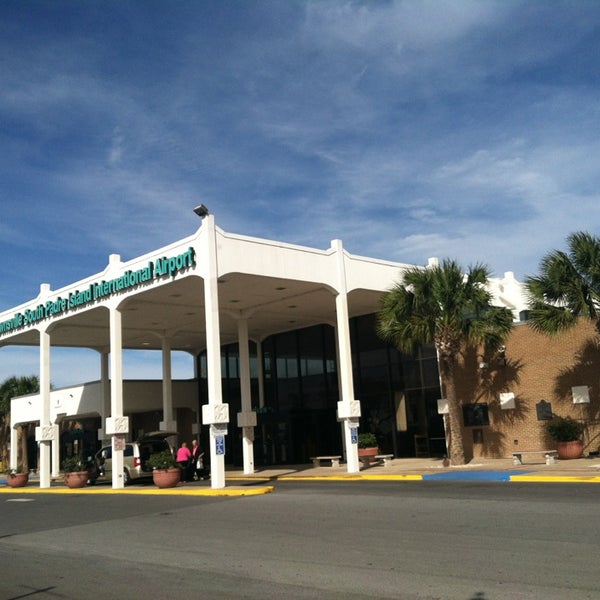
[236,318,256,475]
[199,214,229,489]
[35,327,56,488]
[332,240,361,474]
[51,426,60,479]
[256,340,267,465]
[257,340,265,410]
[159,337,177,432]
[105,305,128,489]
[10,426,18,471]
[98,352,111,445]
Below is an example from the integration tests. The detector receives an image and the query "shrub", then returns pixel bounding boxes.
[358,432,378,449]
[546,416,584,442]
[147,450,177,470]
[62,456,87,473]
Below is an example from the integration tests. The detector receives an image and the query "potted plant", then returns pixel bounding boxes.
[4,465,29,488]
[147,450,180,488]
[62,455,90,488]
[546,416,584,459]
[358,432,379,465]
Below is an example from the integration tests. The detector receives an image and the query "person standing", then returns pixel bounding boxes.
[176,442,192,481]
[191,439,206,480]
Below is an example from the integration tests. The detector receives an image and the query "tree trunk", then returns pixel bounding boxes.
[439,357,466,465]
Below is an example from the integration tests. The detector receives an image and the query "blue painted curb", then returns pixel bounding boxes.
[423,470,534,482]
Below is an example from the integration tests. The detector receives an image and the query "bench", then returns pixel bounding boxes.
[512,450,558,466]
[311,455,341,468]
[360,454,394,468]
[375,454,394,466]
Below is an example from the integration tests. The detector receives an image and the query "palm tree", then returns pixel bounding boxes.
[525,231,600,335]
[0,375,40,470]
[377,259,514,465]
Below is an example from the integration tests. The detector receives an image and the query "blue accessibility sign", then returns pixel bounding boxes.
[351,427,358,444]
[215,435,225,455]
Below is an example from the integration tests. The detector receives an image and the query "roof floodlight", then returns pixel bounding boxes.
[193,204,209,218]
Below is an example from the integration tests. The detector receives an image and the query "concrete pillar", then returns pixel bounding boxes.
[10,426,18,471]
[199,214,229,489]
[236,318,256,475]
[35,327,56,488]
[98,352,111,445]
[105,305,128,489]
[159,337,177,432]
[332,240,361,474]
[256,340,267,465]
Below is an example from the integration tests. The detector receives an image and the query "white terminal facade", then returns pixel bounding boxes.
[1,213,527,489]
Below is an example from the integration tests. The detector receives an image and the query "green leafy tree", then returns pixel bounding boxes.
[0,375,40,469]
[525,231,600,335]
[377,260,514,465]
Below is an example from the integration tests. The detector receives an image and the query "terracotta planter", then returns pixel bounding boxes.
[6,472,29,488]
[556,440,584,460]
[152,468,181,488]
[64,471,89,488]
[358,446,379,464]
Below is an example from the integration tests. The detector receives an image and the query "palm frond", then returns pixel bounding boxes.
[525,231,600,334]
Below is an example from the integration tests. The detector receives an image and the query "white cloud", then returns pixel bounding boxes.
[2,1,600,381]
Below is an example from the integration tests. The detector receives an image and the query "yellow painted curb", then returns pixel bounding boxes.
[0,485,274,496]
[510,475,600,483]
[226,473,424,482]
[274,474,423,481]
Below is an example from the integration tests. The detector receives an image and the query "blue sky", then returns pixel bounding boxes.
[2,1,600,386]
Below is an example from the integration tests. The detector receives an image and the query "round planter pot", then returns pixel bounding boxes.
[6,472,29,488]
[152,468,181,489]
[64,471,89,489]
[358,446,379,464]
[556,440,584,460]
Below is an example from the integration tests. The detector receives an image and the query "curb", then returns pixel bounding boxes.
[229,471,600,483]
[510,474,600,483]
[0,483,274,496]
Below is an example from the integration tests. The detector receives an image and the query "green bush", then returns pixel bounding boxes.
[358,432,378,449]
[62,456,87,473]
[147,450,177,470]
[546,416,584,442]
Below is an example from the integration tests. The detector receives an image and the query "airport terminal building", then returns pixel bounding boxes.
[1,211,545,489]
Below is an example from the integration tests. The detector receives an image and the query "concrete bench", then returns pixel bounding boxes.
[375,454,394,466]
[512,450,558,465]
[360,454,394,468]
[311,455,341,468]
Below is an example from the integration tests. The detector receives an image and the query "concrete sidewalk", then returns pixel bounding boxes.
[226,455,600,483]
[3,456,600,495]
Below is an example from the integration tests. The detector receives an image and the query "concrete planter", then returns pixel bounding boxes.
[64,471,89,488]
[152,468,181,488]
[556,440,584,460]
[6,472,29,488]
[358,447,379,464]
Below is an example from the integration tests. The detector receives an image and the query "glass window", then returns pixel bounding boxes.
[462,403,490,427]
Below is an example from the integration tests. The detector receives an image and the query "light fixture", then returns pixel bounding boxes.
[193,204,209,218]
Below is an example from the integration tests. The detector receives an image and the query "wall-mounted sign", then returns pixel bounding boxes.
[0,247,195,336]
[536,400,553,420]
[572,386,590,404]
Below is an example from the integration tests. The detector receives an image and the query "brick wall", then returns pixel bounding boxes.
[455,319,600,459]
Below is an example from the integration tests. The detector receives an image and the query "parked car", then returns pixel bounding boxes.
[95,431,176,485]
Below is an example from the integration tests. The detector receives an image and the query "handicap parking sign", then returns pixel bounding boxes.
[351,427,358,444]
[215,435,225,455]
